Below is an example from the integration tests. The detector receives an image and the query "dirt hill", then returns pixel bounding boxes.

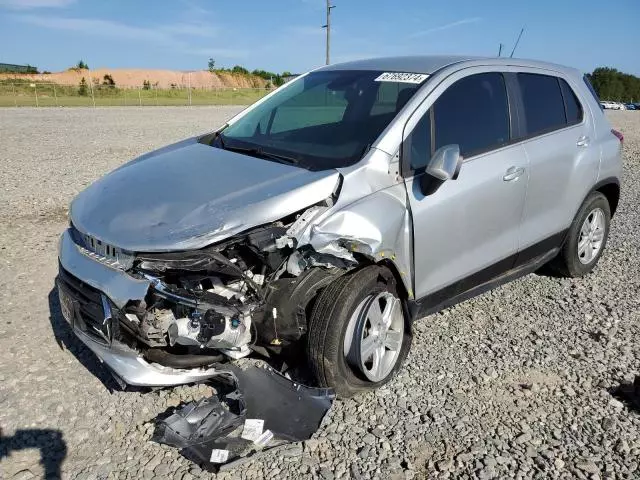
[0,68,269,89]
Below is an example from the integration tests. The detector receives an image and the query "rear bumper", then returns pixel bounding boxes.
[57,228,219,387]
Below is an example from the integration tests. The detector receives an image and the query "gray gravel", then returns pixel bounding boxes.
[1,107,639,480]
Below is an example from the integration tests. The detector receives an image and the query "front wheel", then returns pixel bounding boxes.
[306,266,411,397]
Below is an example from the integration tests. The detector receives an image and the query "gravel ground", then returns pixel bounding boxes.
[0,107,639,480]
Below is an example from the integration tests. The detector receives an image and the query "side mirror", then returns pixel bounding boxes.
[419,144,462,196]
[425,144,462,181]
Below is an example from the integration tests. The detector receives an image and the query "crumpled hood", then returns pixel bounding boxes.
[70,137,340,252]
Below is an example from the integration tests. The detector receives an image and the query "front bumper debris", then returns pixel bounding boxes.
[57,223,349,387]
[56,235,221,386]
[58,228,150,309]
[68,327,219,387]
[153,364,334,470]
[55,283,220,387]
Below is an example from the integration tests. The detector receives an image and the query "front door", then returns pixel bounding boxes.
[402,71,529,304]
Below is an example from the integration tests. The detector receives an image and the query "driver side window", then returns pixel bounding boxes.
[403,72,510,176]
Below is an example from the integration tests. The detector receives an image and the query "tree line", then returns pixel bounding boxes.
[586,67,640,103]
[208,58,292,87]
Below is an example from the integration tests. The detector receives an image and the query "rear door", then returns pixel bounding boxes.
[402,70,529,303]
[513,72,600,264]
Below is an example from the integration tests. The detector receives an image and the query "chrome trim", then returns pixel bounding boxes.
[58,228,150,309]
[76,243,131,270]
[78,231,135,270]
[143,273,199,309]
[99,294,113,345]
[141,273,239,317]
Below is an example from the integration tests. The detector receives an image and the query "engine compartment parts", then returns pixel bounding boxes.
[153,364,334,470]
[103,213,357,369]
[116,226,286,358]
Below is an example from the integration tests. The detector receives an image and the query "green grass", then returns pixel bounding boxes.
[0,84,269,107]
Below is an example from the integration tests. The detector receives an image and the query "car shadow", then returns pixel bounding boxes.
[608,376,640,413]
[47,284,119,392]
[533,263,564,278]
[0,427,67,480]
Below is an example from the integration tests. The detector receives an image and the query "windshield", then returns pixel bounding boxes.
[215,70,427,170]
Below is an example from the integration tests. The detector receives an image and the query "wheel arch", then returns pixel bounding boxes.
[318,259,414,325]
[374,259,417,327]
[375,259,410,300]
[594,178,620,217]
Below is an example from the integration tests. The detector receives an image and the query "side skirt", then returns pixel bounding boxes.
[409,229,568,321]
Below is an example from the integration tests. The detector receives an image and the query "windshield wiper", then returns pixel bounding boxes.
[216,136,299,165]
[253,149,300,165]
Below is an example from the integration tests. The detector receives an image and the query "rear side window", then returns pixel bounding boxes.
[433,72,510,157]
[517,73,566,136]
[559,79,583,125]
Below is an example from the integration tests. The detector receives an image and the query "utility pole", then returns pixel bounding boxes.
[322,0,335,65]
[188,71,192,106]
[88,72,96,108]
[497,43,503,57]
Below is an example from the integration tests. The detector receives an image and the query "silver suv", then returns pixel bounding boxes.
[57,56,623,397]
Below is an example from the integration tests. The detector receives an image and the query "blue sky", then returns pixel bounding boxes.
[1,0,638,76]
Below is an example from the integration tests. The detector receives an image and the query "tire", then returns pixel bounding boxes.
[307,266,411,397]
[551,192,611,277]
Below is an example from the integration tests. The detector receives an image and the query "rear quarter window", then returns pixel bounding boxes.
[559,79,584,125]
[517,73,567,137]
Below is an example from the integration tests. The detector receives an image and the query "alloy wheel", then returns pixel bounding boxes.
[343,292,404,382]
[577,207,606,265]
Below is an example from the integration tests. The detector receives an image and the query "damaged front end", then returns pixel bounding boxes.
[125,211,351,363]
[57,197,355,387]
[59,220,341,468]
[57,142,414,390]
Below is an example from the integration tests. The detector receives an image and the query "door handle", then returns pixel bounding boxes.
[577,135,590,147]
[503,166,525,182]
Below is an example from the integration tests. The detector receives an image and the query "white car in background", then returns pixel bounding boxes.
[601,101,625,110]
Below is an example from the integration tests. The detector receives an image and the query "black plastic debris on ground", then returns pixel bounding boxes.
[153,364,334,470]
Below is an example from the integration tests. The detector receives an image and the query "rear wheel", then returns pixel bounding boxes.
[551,192,611,277]
[306,266,411,397]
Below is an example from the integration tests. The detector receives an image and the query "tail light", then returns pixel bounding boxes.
[612,129,624,144]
